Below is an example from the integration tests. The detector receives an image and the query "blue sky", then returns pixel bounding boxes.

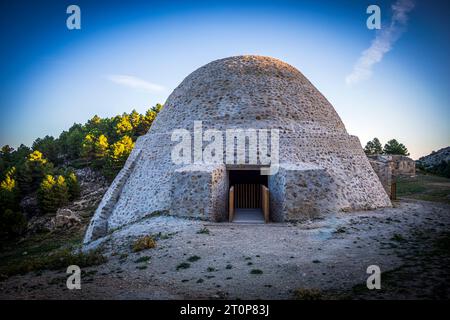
[0,0,449,159]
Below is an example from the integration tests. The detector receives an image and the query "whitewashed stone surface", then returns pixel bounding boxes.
[84,55,391,245]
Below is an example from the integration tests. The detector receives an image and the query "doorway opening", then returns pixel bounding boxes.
[228,170,269,223]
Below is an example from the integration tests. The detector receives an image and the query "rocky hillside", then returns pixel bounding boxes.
[416,147,450,178]
[26,168,109,234]
[0,105,163,239]
[418,147,450,168]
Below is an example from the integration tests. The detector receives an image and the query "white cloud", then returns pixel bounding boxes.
[106,74,166,92]
[345,0,415,86]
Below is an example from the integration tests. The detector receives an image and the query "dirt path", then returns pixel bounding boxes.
[1,200,449,300]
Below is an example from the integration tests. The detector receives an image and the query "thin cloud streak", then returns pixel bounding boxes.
[346,0,415,86]
[106,74,166,92]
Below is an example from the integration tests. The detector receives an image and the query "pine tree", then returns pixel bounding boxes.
[32,136,59,164]
[38,174,70,213]
[59,124,84,160]
[86,115,102,135]
[95,134,109,159]
[18,151,53,192]
[54,175,69,207]
[130,110,141,128]
[364,138,383,155]
[38,175,69,213]
[111,135,134,161]
[81,134,96,160]
[66,172,80,201]
[0,145,14,174]
[383,139,410,156]
[104,135,135,179]
[38,175,58,213]
[0,167,20,212]
[116,114,133,136]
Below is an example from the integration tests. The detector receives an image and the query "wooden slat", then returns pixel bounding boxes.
[243,184,245,208]
[236,185,238,208]
[253,184,256,208]
[250,184,253,208]
[238,184,241,208]
[239,184,242,208]
[246,184,248,208]
[390,182,397,200]
[234,183,267,210]
[245,184,248,208]
[253,184,255,207]
[229,186,234,222]
[261,185,269,223]
[240,184,243,208]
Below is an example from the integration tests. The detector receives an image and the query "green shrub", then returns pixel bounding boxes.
[197,227,210,235]
[250,269,263,275]
[134,256,151,263]
[176,262,191,270]
[187,255,201,262]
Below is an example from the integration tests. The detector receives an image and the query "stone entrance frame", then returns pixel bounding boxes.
[170,164,274,222]
[169,164,229,221]
[169,162,339,223]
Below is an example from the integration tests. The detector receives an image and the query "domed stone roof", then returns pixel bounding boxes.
[84,55,391,245]
[152,55,346,134]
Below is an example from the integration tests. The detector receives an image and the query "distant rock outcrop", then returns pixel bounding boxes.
[418,147,450,169]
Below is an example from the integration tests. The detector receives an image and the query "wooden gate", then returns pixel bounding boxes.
[234,184,260,208]
[229,184,269,223]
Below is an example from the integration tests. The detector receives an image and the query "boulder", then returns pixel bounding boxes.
[50,208,81,229]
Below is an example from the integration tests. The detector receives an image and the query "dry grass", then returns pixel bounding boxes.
[397,173,450,204]
[293,288,323,300]
[132,235,157,252]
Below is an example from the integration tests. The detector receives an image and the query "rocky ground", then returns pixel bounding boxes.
[1,199,449,300]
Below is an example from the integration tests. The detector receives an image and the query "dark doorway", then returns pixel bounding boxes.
[228,170,267,209]
[228,170,269,224]
[229,170,268,186]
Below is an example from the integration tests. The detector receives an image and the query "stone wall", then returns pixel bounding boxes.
[390,155,416,176]
[170,164,228,221]
[269,163,338,221]
[368,155,416,197]
[84,135,146,243]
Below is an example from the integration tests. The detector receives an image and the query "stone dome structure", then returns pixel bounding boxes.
[84,55,391,244]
